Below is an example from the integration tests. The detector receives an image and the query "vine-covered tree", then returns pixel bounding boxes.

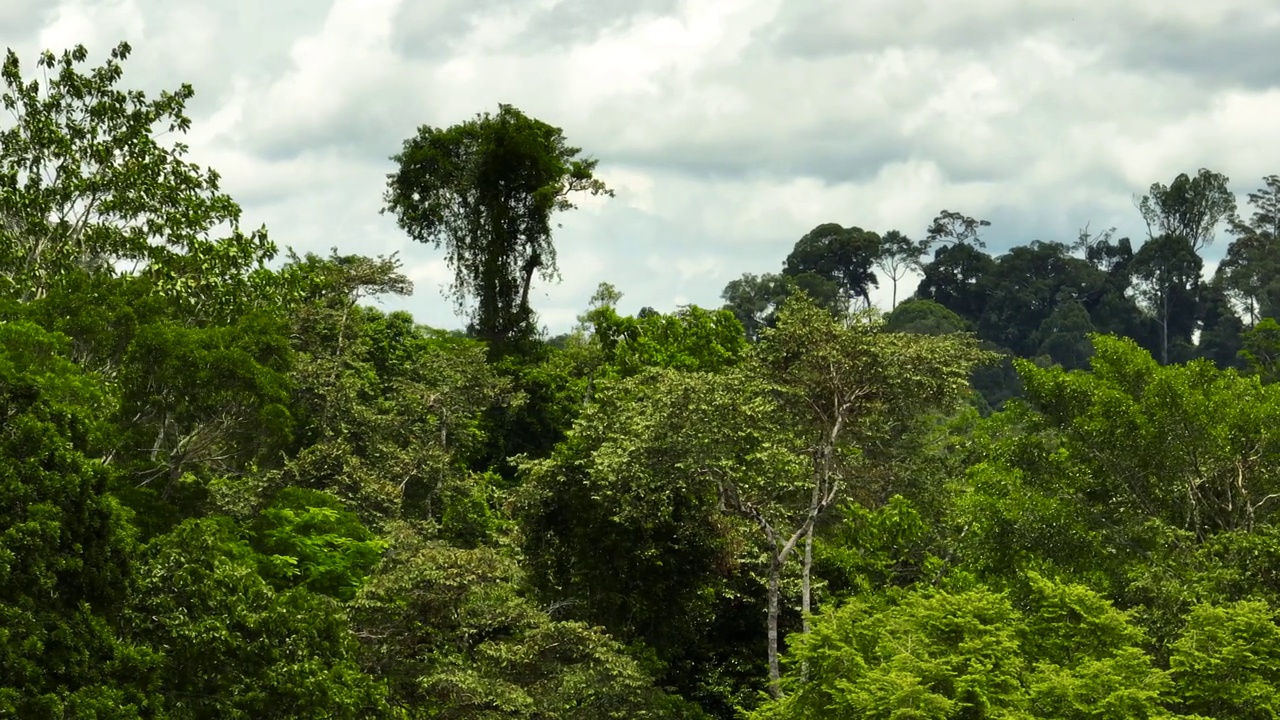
[383,104,612,354]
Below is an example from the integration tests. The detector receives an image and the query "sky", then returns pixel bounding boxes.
[4,0,1280,333]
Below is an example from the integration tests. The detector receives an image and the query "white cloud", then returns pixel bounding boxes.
[4,0,1279,332]
[37,0,145,54]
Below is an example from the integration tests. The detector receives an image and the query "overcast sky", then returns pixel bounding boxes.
[4,0,1279,332]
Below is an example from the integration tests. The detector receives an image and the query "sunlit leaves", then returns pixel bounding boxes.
[0,42,281,320]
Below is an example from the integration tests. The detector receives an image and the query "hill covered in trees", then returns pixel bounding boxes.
[4,42,1280,719]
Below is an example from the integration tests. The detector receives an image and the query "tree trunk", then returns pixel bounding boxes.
[800,522,814,683]
[801,522,814,633]
[1161,288,1170,364]
[767,555,782,699]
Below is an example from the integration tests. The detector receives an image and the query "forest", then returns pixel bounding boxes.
[3,41,1280,720]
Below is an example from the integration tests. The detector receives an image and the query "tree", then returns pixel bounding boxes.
[113,311,295,503]
[1218,232,1280,324]
[249,487,386,602]
[1014,335,1280,539]
[925,209,991,250]
[1131,234,1203,364]
[884,298,971,335]
[1240,317,1280,383]
[383,104,612,354]
[0,42,282,321]
[720,272,809,341]
[1036,300,1095,370]
[1196,278,1245,369]
[1072,221,1118,256]
[782,223,881,308]
[873,230,929,309]
[974,241,1110,359]
[1170,600,1280,719]
[1221,175,1280,322]
[578,282,747,373]
[519,364,795,709]
[1230,174,1280,241]
[750,295,991,694]
[1137,168,1237,253]
[351,523,690,719]
[915,243,996,324]
[126,516,391,719]
[753,576,1179,720]
[531,294,990,700]
[0,321,162,717]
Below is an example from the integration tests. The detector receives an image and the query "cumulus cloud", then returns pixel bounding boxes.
[2,0,1278,331]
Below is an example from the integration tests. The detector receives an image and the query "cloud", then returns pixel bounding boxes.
[3,0,1279,332]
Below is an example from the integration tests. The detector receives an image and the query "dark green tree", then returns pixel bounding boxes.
[915,243,995,324]
[0,321,162,718]
[974,241,1107,358]
[1196,278,1245,369]
[383,104,612,355]
[1131,234,1203,364]
[1221,175,1280,322]
[884,298,971,335]
[782,223,881,308]
[925,209,991,249]
[1036,300,1095,370]
[1137,168,1237,253]
[720,272,842,341]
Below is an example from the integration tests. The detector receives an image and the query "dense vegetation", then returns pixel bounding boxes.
[3,41,1280,719]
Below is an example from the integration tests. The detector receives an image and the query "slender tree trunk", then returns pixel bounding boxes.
[801,523,814,633]
[1161,289,1170,364]
[767,555,782,699]
[799,523,814,683]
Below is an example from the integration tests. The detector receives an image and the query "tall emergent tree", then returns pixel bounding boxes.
[1137,168,1236,253]
[383,104,612,354]
[1221,175,1280,322]
[926,209,991,250]
[781,223,881,309]
[873,229,929,309]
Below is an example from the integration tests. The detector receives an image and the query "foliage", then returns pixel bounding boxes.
[1240,317,1280,383]
[782,223,882,306]
[126,516,391,719]
[926,209,991,249]
[11,37,1280,720]
[874,230,930,309]
[250,487,386,601]
[1137,168,1236,252]
[753,577,1181,720]
[115,310,294,500]
[0,42,283,320]
[0,321,162,718]
[351,523,693,719]
[1169,600,1280,719]
[384,104,612,351]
